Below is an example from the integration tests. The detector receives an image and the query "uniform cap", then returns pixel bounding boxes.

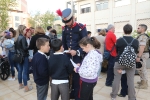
[56,8,73,23]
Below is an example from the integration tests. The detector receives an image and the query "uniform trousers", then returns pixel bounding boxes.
[138,53,149,81]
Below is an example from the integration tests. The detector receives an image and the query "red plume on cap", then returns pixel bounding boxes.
[56,9,62,17]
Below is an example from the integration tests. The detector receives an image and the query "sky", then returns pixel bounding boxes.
[26,0,66,14]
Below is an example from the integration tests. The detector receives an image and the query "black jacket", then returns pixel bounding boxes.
[15,34,28,57]
[28,33,50,55]
[48,54,74,80]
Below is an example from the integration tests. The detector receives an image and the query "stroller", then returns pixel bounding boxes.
[0,56,10,80]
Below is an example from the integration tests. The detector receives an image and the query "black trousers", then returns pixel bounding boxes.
[120,74,128,96]
[80,81,97,100]
[70,73,80,100]
[106,55,115,86]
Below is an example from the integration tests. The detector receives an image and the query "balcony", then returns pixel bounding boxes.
[66,0,86,2]
[74,0,86,1]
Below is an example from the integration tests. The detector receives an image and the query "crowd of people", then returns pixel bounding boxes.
[0,8,149,100]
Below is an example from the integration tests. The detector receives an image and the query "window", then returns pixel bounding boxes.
[15,23,20,28]
[96,23,108,30]
[96,1,108,11]
[67,2,71,9]
[138,0,147,2]
[67,2,77,13]
[81,4,91,14]
[74,4,77,13]
[15,16,19,21]
[114,21,129,38]
[137,18,150,31]
[115,0,130,7]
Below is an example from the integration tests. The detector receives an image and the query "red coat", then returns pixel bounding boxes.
[105,31,117,57]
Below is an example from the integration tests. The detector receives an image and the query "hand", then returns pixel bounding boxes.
[3,32,6,37]
[136,58,140,62]
[64,50,70,54]
[69,50,77,56]
[76,63,80,66]
[29,59,32,62]
[117,69,122,74]
[74,68,77,72]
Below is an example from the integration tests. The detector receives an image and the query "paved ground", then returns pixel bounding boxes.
[0,69,149,100]
[0,48,150,100]
[146,58,150,68]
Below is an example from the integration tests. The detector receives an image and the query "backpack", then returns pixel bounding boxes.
[118,38,136,68]
[144,34,150,51]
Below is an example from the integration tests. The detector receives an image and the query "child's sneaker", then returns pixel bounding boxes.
[7,77,15,81]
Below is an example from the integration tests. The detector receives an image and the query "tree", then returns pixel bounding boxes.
[0,0,17,31]
[40,11,55,30]
[132,30,150,38]
[28,11,55,30]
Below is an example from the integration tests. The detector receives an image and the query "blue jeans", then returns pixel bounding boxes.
[97,62,102,77]
[8,51,18,77]
[17,57,29,86]
[105,55,115,86]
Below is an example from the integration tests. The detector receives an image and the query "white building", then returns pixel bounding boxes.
[8,0,29,29]
[66,0,150,37]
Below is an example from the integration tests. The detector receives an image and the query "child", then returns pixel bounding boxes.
[32,38,50,100]
[48,39,74,100]
[74,37,103,100]
[87,31,91,37]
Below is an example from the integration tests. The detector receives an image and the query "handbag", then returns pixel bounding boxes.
[13,37,24,64]
[136,59,143,69]
[13,53,24,64]
[103,45,115,60]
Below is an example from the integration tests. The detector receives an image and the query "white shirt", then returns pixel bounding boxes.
[26,37,33,59]
[52,80,69,85]
[45,31,49,36]
[38,50,48,59]
[53,52,63,55]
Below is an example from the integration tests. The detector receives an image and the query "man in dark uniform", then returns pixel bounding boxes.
[56,8,87,100]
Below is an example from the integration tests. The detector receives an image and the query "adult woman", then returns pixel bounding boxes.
[95,29,106,78]
[110,24,139,100]
[6,28,18,80]
[15,25,32,92]
[50,29,57,39]
[28,26,50,55]
[24,28,33,79]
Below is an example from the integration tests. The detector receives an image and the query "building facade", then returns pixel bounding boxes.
[8,0,29,29]
[66,0,150,37]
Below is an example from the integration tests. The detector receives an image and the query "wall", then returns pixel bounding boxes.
[8,0,29,29]
[72,0,150,37]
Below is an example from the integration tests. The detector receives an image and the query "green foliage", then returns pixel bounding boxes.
[0,0,17,31]
[28,17,36,28]
[132,30,138,38]
[147,31,150,36]
[28,11,55,30]
[132,30,150,38]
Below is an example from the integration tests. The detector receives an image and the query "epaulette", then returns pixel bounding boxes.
[77,23,86,31]
[71,22,77,28]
